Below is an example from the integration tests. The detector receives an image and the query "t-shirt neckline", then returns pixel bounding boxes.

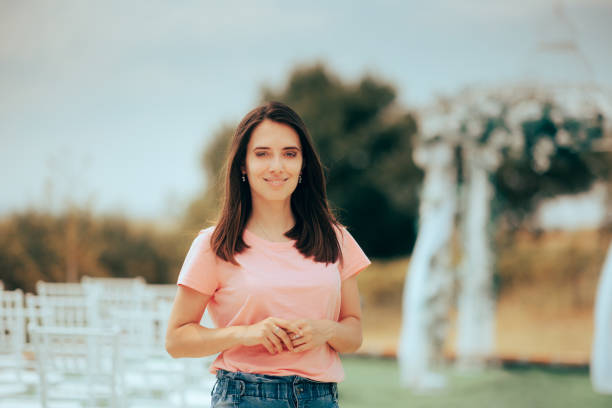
[243,228,296,249]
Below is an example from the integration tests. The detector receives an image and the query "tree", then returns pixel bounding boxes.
[185,64,423,258]
[494,104,608,223]
[0,209,185,292]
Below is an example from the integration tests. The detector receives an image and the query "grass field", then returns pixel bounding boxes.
[339,356,612,408]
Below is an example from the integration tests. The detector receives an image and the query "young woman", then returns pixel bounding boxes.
[165,101,371,408]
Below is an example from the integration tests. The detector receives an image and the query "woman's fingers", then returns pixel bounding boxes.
[292,338,308,347]
[271,325,294,351]
[291,332,310,346]
[253,318,331,354]
[274,319,303,337]
[253,317,317,353]
[266,330,284,353]
[262,337,276,354]
[266,320,289,352]
[292,342,311,353]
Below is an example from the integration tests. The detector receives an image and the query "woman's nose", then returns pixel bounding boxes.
[269,154,283,170]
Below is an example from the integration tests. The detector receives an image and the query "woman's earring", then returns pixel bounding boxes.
[298,174,302,184]
[241,174,246,182]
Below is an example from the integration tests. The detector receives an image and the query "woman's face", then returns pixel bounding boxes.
[243,119,303,204]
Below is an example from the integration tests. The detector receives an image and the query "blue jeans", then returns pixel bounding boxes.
[211,369,339,408]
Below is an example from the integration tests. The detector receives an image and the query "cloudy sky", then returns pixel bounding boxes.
[2,0,611,222]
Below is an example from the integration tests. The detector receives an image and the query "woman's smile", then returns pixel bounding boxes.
[264,177,289,187]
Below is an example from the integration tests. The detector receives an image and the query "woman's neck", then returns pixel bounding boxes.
[247,197,295,241]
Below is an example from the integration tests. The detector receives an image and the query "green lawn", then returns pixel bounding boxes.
[339,356,612,408]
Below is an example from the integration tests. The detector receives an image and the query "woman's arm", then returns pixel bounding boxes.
[290,275,363,354]
[327,275,363,353]
[165,285,302,357]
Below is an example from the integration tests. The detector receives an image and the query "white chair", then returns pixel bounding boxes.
[122,299,213,408]
[36,281,85,298]
[44,295,97,328]
[28,278,215,407]
[147,283,177,305]
[28,290,98,329]
[24,289,99,389]
[81,276,146,294]
[30,324,123,408]
[79,278,181,404]
[0,289,27,387]
[24,293,47,358]
[82,276,150,327]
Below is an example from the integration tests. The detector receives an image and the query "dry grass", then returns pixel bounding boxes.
[356,229,612,364]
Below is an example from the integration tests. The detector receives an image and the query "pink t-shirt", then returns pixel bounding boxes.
[176,224,371,382]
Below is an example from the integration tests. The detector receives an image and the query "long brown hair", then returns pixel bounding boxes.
[210,101,341,266]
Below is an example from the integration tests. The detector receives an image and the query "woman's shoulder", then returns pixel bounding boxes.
[197,225,216,237]
[331,223,365,253]
[190,225,216,252]
[331,223,349,240]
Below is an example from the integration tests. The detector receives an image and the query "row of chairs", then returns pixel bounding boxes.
[0,277,215,407]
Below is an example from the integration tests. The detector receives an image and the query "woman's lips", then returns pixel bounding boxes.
[264,177,288,186]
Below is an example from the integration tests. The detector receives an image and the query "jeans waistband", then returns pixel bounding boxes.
[215,369,337,400]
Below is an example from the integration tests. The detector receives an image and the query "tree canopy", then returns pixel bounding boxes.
[494,105,610,222]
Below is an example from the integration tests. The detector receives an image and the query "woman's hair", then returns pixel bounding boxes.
[210,101,342,266]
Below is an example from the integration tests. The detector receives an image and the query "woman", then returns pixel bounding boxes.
[165,101,371,408]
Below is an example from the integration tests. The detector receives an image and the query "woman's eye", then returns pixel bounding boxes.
[255,151,297,158]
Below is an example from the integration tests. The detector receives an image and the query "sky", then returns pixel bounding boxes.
[1,0,611,223]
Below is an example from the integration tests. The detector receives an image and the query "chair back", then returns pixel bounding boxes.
[30,324,123,407]
[0,289,25,356]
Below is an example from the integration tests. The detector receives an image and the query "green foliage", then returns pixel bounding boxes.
[187,63,423,258]
[0,209,187,293]
[493,103,608,222]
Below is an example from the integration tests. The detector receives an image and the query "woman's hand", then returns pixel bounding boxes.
[289,319,335,353]
[241,317,303,354]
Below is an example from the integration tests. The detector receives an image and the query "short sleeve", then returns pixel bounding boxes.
[336,226,371,281]
[177,228,219,295]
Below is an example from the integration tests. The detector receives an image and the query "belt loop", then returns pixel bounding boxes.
[238,379,246,396]
[220,378,228,399]
[280,382,286,399]
[332,383,338,401]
